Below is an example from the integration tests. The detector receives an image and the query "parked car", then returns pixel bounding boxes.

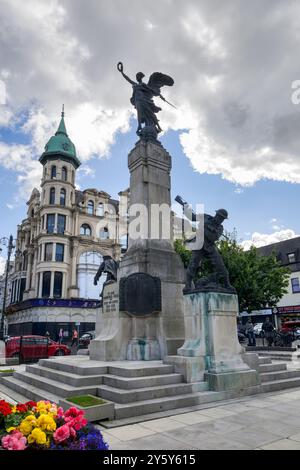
[5,335,71,361]
[253,322,263,337]
[78,331,96,348]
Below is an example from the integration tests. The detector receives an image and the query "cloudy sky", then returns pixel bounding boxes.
[0,0,300,270]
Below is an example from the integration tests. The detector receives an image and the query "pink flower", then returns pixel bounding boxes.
[66,415,87,431]
[2,430,27,450]
[53,424,70,443]
[57,407,64,418]
[69,426,76,438]
[64,407,83,419]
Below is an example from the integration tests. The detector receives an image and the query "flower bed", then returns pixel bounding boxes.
[0,399,109,450]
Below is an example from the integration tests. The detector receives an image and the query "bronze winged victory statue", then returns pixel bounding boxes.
[117,62,176,141]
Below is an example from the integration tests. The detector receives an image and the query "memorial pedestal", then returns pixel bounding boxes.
[90,283,130,361]
[165,291,260,390]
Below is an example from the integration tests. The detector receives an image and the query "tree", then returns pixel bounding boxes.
[174,235,290,313]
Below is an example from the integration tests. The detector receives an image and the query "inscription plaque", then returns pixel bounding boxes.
[119,273,161,317]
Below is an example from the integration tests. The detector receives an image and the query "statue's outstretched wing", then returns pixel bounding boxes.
[147,72,174,95]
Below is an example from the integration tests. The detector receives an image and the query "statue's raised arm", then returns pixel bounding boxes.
[117,62,175,141]
[117,62,136,86]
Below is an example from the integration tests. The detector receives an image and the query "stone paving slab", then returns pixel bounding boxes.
[259,438,300,450]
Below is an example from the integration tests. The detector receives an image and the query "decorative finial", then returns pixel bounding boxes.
[61,104,65,118]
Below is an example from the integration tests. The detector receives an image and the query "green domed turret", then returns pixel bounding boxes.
[39,107,81,169]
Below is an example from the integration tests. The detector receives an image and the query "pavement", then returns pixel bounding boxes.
[2,362,300,449]
[94,388,300,450]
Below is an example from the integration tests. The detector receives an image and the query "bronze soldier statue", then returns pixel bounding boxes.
[94,255,118,298]
[184,209,235,293]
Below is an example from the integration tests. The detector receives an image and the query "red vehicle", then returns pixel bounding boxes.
[5,335,71,361]
[280,321,300,339]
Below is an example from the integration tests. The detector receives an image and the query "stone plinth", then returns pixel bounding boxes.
[165,291,259,389]
[118,140,185,359]
[89,283,131,361]
[202,291,259,390]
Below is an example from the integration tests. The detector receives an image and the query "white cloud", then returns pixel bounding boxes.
[1,0,300,201]
[241,229,299,250]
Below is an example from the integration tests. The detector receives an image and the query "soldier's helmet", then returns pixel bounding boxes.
[215,208,228,219]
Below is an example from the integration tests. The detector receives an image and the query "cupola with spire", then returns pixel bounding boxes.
[39,106,81,169]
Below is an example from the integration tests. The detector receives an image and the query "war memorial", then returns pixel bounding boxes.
[1,63,298,424]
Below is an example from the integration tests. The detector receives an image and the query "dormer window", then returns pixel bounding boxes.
[51,165,57,179]
[288,253,296,264]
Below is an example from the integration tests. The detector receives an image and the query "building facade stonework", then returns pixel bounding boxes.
[257,236,300,325]
[6,112,122,340]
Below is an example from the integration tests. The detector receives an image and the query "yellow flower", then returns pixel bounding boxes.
[19,420,33,436]
[24,415,36,422]
[28,428,47,445]
[6,427,16,432]
[37,414,56,432]
[11,406,17,413]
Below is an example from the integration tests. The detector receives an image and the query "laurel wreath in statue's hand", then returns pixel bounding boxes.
[117,62,123,72]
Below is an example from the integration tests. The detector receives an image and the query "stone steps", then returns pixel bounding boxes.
[258,351,300,362]
[39,358,174,377]
[98,381,208,404]
[11,371,98,398]
[260,369,300,383]
[39,358,107,376]
[2,376,60,403]
[107,364,175,378]
[114,390,222,420]
[258,363,287,373]
[258,356,272,365]
[26,364,103,387]
[261,376,300,393]
[102,373,183,390]
[0,380,29,403]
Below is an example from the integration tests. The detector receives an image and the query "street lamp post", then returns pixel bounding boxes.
[0,235,15,340]
[175,195,187,240]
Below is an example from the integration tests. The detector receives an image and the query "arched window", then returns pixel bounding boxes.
[60,188,66,206]
[72,170,75,183]
[49,187,55,205]
[100,227,109,239]
[87,200,94,215]
[80,224,92,236]
[97,203,104,217]
[77,251,103,299]
[51,166,56,179]
[62,166,67,181]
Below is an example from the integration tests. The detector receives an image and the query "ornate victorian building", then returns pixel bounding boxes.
[6,111,122,340]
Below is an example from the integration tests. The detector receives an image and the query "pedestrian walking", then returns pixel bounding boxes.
[262,317,274,347]
[58,328,63,345]
[245,318,256,346]
[71,328,78,348]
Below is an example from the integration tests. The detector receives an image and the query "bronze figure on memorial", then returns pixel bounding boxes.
[94,255,119,298]
[117,61,176,141]
[184,209,236,294]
